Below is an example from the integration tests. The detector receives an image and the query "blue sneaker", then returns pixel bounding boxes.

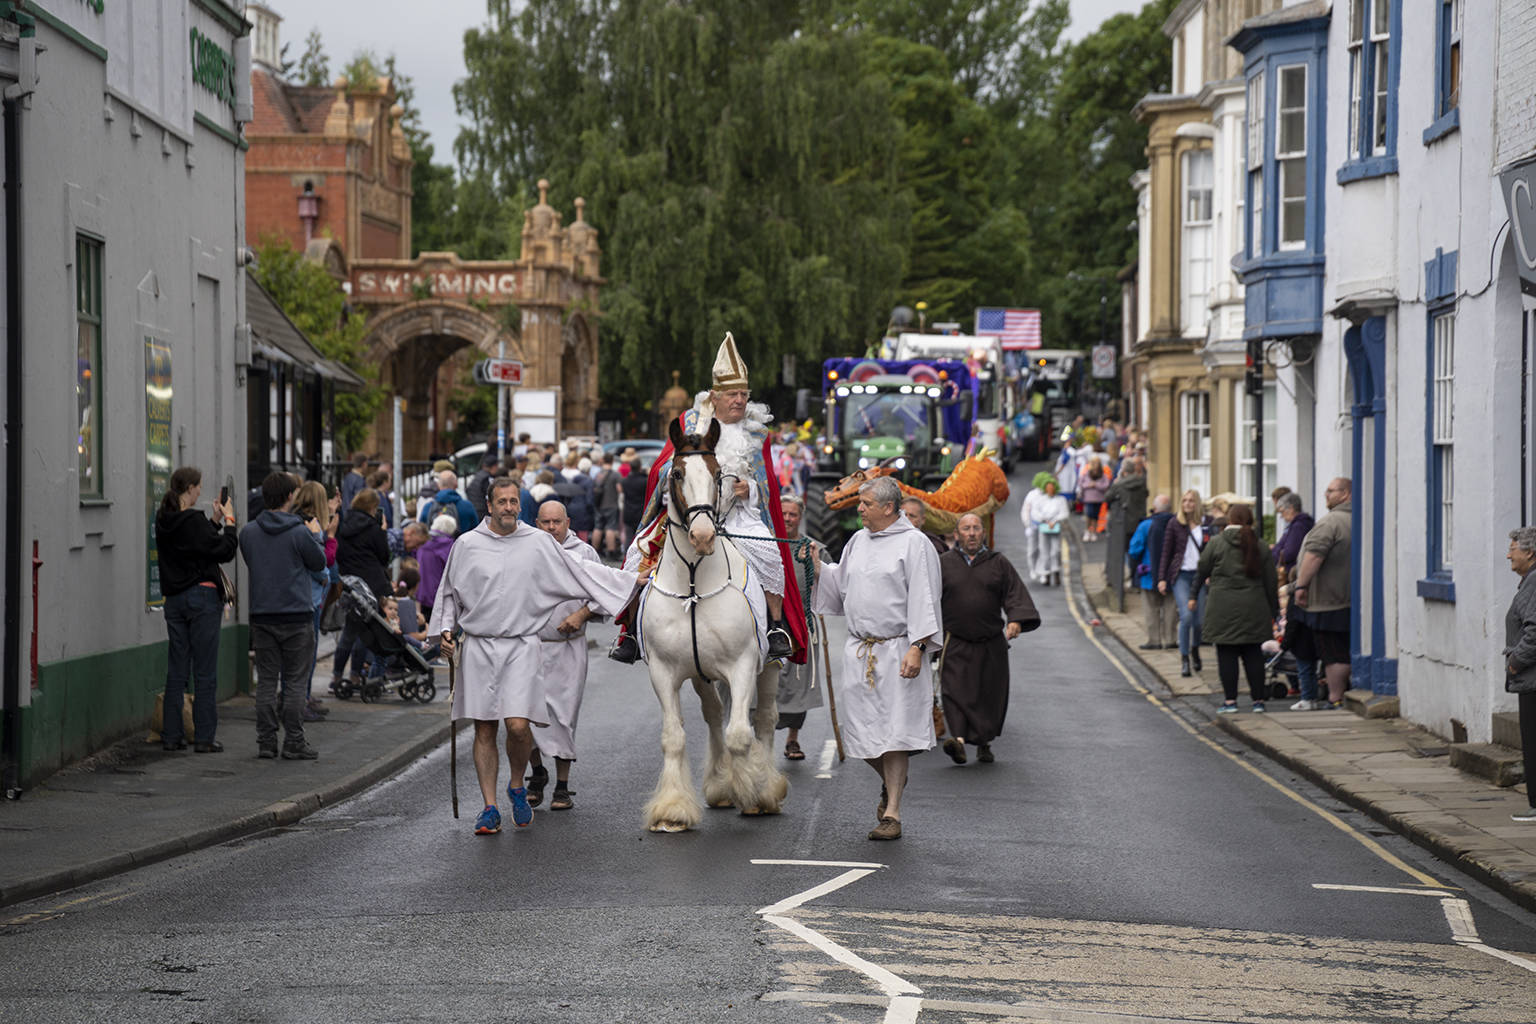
[474,805,501,835]
[1251,702,1266,713]
[1217,702,1238,714]
[508,784,533,827]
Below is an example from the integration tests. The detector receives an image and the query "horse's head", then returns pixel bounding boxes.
[667,417,723,555]
[825,464,897,510]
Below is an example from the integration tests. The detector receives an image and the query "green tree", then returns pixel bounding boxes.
[250,238,384,452]
[295,29,329,87]
[1014,0,1174,349]
[456,0,911,410]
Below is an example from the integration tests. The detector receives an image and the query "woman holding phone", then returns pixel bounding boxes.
[155,467,238,752]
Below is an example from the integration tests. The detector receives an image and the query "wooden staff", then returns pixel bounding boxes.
[818,614,845,762]
[446,640,459,819]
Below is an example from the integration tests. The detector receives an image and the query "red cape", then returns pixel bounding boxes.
[641,414,809,664]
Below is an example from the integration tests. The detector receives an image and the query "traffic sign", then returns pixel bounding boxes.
[1090,344,1117,379]
[474,358,523,386]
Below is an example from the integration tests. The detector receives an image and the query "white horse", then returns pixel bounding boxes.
[637,416,789,832]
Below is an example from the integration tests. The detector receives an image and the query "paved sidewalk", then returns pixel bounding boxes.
[1075,533,1536,913]
[0,687,452,908]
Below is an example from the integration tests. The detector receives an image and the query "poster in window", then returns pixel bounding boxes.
[145,337,173,608]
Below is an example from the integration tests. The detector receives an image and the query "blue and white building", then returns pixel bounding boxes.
[1233,0,1536,743]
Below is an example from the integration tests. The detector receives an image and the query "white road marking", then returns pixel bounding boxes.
[1440,897,1480,944]
[1461,941,1536,975]
[1313,881,1536,975]
[817,738,836,778]
[753,859,886,869]
[755,860,924,1019]
[757,868,877,915]
[1311,883,1453,898]
[764,990,1236,1022]
[762,913,921,997]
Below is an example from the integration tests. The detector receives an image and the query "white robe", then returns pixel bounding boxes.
[428,522,634,723]
[812,516,944,759]
[532,532,601,759]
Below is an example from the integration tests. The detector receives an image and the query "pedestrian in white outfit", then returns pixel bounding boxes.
[812,475,943,842]
[1018,472,1051,584]
[524,500,603,810]
[1031,480,1070,585]
[431,480,635,835]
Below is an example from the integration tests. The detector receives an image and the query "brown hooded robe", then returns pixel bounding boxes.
[938,547,1041,745]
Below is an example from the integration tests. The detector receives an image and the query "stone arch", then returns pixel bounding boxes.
[560,312,599,432]
[363,300,522,364]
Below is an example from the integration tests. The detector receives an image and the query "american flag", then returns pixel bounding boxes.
[975,307,1042,350]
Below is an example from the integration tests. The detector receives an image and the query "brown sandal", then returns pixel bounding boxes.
[784,740,805,760]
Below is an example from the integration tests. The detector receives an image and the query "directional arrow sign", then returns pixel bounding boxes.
[474,358,523,386]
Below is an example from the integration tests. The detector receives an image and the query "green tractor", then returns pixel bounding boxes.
[803,358,979,556]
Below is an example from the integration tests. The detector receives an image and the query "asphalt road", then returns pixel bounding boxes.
[4,461,1536,1022]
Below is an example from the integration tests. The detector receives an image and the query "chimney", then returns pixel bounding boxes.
[246,3,284,74]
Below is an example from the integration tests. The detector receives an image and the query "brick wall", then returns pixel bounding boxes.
[1497,4,1536,166]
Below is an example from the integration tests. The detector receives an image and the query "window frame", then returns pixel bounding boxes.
[1275,63,1308,251]
[1339,0,1400,183]
[1425,0,1462,144]
[1246,72,1264,259]
[1237,381,1279,514]
[75,233,105,501]
[1181,390,1212,498]
[1181,147,1214,335]
[1417,302,1456,600]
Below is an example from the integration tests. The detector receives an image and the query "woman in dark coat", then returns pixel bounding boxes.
[1195,503,1280,713]
[331,488,391,686]
[155,466,239,752]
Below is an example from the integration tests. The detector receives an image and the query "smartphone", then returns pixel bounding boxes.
[219,485,230,507]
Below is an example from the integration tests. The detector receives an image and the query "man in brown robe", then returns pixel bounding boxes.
[938,513,1040,764]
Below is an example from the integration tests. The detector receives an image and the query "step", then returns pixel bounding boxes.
[1344,688,1399,719]
[1448,742,1526,788]
[1493,711,1523,752]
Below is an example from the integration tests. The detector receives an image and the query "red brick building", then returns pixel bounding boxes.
[242,5,602,459]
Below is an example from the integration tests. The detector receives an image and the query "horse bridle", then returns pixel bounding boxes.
[666,447,725,535]
[660,442,733,681]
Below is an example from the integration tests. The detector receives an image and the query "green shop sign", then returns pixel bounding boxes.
[189,27,234,108]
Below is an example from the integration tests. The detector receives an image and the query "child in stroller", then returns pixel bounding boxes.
[333,575,438,703]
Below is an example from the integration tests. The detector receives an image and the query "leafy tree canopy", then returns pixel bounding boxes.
[250,238,383,452]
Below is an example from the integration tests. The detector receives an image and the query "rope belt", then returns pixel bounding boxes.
[851,633,900,688]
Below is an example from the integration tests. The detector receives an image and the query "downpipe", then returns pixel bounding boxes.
[3,40,35,799]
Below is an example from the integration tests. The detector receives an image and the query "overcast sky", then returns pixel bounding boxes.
[277,0,1147,162]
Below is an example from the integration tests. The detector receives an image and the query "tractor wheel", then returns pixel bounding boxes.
[804,478,848,560]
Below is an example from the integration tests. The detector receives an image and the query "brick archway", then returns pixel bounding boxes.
[363,301,521,364]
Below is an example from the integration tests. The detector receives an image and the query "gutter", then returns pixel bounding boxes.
[2,26,37,798]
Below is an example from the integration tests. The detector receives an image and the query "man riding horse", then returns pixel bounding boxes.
[609,333,808,665]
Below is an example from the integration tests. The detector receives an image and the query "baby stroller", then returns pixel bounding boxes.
[333,576,438,704]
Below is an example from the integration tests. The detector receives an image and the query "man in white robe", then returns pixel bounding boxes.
[813,475,943,841]
[525,500,601,810]
[431,479,634,835]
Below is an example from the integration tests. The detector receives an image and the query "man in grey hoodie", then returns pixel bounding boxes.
[240,472,327,760]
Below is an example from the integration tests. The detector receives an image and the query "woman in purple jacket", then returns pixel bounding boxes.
[414,514,458,620]
[1156,490,1211,677]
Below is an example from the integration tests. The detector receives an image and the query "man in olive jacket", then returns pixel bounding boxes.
[1503,526,1536,823]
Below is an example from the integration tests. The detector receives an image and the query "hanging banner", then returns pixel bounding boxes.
[145,337,174,608]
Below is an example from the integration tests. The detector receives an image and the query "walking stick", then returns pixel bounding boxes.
[932,630,952,739]
[447,641,459,819]
[818,614,845,762]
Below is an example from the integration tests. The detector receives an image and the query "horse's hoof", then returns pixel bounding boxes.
[708,799,734,809]
[649,821,689,833]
